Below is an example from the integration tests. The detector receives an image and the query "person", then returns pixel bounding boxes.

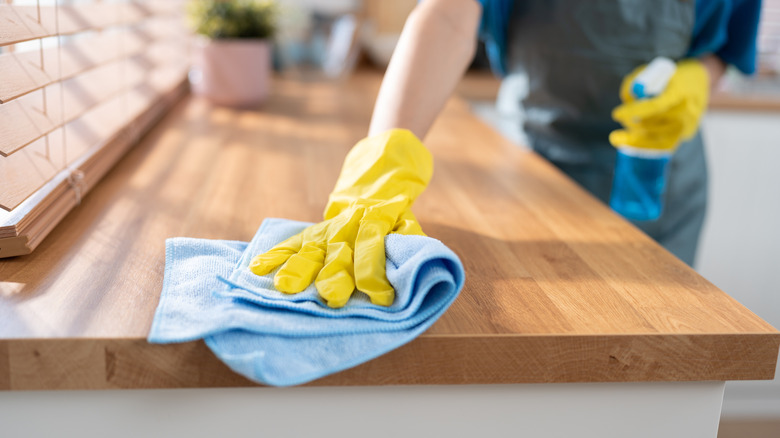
[251,0,762,307]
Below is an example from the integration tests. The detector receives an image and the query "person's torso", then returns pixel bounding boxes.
[502,0,695,164]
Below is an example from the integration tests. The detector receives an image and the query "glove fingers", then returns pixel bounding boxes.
[635,105,699,142]
[354,216,395,306]
[249,233,303,276]
[667,104,700,140]
[315,242,356,308]
[326,205,365,244]
[622,117,684,139]
[612,92,681,125]
[609,129,652,149]
[609,124,681,151]
[274,242,325,293]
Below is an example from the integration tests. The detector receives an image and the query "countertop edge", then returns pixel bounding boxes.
[2,332,777,390]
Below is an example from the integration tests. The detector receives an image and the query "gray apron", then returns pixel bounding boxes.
[500,0,708,266]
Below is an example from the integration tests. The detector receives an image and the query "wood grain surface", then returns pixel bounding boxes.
[0,71,777,390]
[709,92,780,111]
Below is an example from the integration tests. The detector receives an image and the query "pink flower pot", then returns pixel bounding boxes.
[191,38,272,107]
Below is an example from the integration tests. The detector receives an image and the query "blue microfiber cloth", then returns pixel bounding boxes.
[148,218,465,386]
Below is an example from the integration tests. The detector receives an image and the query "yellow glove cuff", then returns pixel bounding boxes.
[324,129,433,220]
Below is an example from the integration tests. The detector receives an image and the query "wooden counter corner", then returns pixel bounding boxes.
[1,71,778,390]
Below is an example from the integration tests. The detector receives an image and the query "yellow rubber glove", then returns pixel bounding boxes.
[610,59,710,151]
[249,129,433,308]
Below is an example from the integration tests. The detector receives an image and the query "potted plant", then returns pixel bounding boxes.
[188,0,277,107]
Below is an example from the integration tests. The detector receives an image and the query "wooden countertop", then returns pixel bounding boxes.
[1,71,778,390]
[455,70,780,111]
[708,92,780,111]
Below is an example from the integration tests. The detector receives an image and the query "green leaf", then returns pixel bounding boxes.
[188,0,278,39]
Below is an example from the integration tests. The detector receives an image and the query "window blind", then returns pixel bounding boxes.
[0,0,190,257]
[759,0,780,72]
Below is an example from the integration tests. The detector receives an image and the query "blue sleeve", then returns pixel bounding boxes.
[476,0,513,77]
[688,0,762,74]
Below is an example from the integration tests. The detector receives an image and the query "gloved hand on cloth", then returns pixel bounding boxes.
[249,129,433,308]
[610,59,710,151]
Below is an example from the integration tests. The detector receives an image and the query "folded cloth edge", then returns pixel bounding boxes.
[149,218,466,386]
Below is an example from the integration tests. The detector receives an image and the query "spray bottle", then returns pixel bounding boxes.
[609,57,677,221]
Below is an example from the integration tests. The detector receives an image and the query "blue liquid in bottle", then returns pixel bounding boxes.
[609,57,677,221]
[610,147,671,221]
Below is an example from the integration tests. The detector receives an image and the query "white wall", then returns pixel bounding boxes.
[698,109,780,418]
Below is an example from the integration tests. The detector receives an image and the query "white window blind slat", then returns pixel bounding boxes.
[0,41,59,104]
[0,0,191,254]
[0,1,185,47]
[0,68,187,211]
[0,87,60,157]
[0,62,131,159]
[0,130,66,211]
[0,48,184,158]
[0,30,146,104]
[0,5,57,47]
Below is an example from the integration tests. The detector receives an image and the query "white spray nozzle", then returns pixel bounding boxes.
[631,57,676,99]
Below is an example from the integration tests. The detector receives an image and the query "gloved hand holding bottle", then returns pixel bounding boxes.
[249,129,433,308]
[609,58,710,220]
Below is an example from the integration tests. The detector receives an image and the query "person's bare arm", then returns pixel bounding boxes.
[368,0,482,139]
[699,54,727,90]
